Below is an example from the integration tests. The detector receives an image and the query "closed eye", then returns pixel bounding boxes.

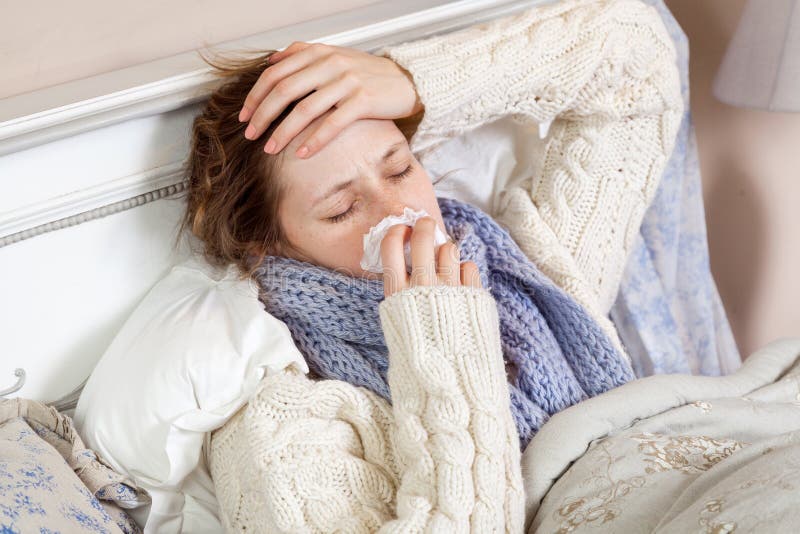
[327,202,358,223]
[387,163,413,181]
[326,164,415,224]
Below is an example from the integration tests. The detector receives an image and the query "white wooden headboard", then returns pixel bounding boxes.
[0,0,547,404]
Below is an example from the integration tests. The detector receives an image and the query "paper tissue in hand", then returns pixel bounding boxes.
[360,207,449,274]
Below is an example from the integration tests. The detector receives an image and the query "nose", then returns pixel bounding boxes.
[375,194,411,220]
[362,200,410,241]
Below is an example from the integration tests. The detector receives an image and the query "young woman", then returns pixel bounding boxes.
[181,0,682,530]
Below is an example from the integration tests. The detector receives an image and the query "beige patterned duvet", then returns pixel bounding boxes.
[523,338,800,534]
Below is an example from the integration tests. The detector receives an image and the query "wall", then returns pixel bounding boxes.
[666,0,800,356]
[0,0,380,99]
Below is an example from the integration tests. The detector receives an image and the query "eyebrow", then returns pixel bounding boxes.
[312,141,406,208]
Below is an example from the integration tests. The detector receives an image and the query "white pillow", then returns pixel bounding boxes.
[74,253,308,533]
[424,115,549,219]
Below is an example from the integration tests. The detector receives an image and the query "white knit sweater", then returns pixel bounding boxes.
[209,0,683,532]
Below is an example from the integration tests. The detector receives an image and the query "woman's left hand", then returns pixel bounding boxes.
[381,217,482,299]
[238,41,424,158]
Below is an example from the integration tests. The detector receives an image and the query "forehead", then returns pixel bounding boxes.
[279,113,407,188]
[284,111,404,158]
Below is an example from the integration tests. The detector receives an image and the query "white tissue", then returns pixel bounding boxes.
[360,207,449,274]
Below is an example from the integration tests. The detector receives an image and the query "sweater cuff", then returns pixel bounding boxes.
[378,285,504,379]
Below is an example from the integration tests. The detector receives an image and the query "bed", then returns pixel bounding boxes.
[4,0,792,532]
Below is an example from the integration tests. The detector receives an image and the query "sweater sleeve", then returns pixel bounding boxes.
[208,286,525,533]
[376,0,683,335]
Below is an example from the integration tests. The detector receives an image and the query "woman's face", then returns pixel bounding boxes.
[274,110,445,280]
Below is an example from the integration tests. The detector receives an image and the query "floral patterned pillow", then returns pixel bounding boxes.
[0,398,150,533]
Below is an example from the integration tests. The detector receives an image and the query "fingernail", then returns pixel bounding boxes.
[238,108,249,122]
[245,124,255,139]
[265,138,277,153]
[296,145,309,158]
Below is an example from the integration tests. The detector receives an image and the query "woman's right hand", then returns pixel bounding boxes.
[238,41,423,159]
[381,217,482,298]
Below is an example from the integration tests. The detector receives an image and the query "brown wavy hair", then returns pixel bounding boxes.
[177,47,297,280]
[178,46,427,280]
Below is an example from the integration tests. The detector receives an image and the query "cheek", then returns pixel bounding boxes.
[334,230,367,270]
[279,201,368,275]
[309,224,369,275]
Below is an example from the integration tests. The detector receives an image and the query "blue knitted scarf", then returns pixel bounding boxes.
[253,196,634,449]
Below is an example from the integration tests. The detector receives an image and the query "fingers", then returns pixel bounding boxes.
[296,97,363,158]
[381,224,410,298]
[409,218,437,287]
[437,241,460,286]
[460,261,483,288]
[382,217,482,298]
[265,75,352,155]
[239,42,314,123]
[239,43,328,135]
[238,39,423,159]
[265,40,311,66]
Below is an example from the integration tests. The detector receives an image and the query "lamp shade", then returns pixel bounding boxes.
[713,0,800,111]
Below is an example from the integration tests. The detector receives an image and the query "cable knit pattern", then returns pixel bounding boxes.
[377,0,683,348]
[209,286,525,533]
[209,1,683,532]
